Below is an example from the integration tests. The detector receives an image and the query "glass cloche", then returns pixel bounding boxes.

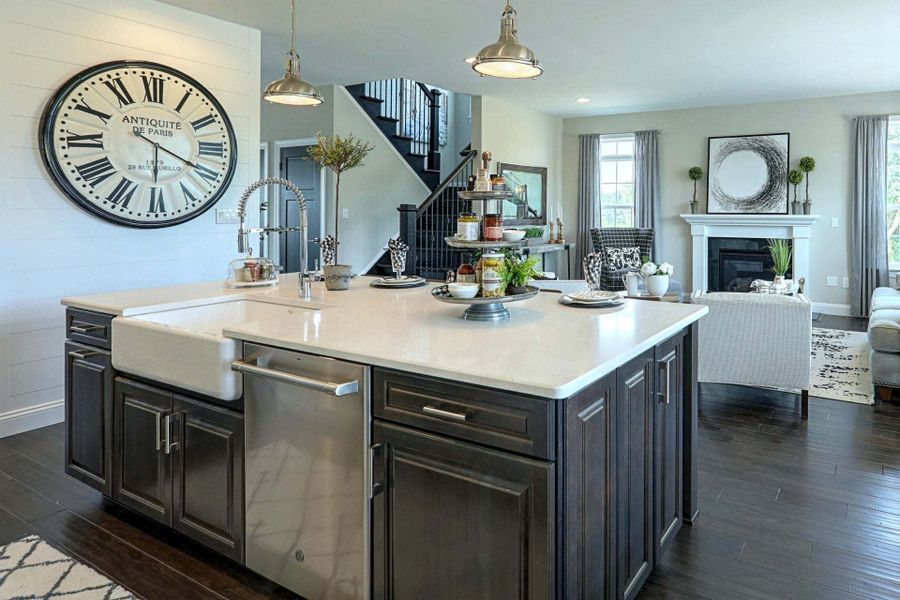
[225,251,278,288]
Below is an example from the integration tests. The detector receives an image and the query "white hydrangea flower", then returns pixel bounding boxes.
[657,262,674,275]
[640,261,658,276]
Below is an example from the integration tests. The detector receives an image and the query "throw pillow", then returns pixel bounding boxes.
[605,246,641,270]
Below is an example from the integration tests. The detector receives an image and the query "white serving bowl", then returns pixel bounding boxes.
[447,283,480,298]
[502,229,526,242]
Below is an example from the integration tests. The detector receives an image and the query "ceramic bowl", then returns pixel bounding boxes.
[447,283,480,299]
[502,229,526,242]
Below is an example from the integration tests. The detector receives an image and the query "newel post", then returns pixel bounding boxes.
[428,89,441,173]
[398,204,418,276]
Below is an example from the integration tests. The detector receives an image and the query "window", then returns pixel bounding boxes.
[888,117,900,270]
[598,134,635,227]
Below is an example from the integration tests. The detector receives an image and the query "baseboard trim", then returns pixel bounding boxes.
[811,302,852,316]
[0,399,64,439]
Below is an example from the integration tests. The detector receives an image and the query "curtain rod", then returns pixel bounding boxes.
[578,129,661,138]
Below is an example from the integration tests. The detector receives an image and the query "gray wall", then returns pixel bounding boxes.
[562,90,900,310]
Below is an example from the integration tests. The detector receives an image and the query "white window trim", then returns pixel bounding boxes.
[598,133,636,228]
[888,116,900,272]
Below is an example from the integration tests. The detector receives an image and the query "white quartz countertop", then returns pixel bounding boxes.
[63,275,707,399]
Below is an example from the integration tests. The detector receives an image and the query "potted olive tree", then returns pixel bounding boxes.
[307,132,373,289]
[688,166,703,214]
[798,156,816,214]
[788,169,803,214]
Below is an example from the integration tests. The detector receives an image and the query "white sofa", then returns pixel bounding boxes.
[691,291,812,419]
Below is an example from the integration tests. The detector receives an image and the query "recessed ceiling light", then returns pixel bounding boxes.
[576,97,591,104]
[464,57,477,64]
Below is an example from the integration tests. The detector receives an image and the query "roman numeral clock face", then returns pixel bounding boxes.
[40,61,237,228]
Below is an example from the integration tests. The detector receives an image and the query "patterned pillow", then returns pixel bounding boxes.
[605,246,642,270]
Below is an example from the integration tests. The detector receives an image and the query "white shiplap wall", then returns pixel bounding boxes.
[0,0,261,435]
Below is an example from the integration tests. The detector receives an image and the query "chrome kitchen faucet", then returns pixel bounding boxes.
[237,178,311,299]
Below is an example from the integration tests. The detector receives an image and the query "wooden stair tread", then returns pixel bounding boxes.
[376,115,400,123]
[358,95,384,104]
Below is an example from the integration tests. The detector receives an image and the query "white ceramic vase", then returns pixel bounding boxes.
[646,274,670,297]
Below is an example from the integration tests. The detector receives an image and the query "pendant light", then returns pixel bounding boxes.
[263,0,323,106]
[471,2,543,79]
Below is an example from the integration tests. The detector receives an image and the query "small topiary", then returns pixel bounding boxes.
[798,157,816,203]
[688,166,703,204]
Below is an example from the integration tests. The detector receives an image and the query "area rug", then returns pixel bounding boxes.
[0,535,135,599]
[810,328,873,405]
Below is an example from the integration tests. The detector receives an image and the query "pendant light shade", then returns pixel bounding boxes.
[472,2,543,79]
[264,0,323,106]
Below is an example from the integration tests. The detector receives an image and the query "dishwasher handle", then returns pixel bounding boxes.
[232,359,359,396]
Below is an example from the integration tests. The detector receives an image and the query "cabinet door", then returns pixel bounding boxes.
[615,350,654,600]
[563,373,616,599]
[172,396,244,563]
[372,421,553,600]
[65,342,113,495]
[113,378,172,525]
[654,334,683,561]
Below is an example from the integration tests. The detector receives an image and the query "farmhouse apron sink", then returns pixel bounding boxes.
[111,300,314,400]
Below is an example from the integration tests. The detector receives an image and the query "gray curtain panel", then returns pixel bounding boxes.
[577,134,602,277]
[634,130,661,258]
[851,115,890,317]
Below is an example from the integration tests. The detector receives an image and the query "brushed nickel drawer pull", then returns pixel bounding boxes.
[422,404,468,422]
[70,323,105,335]
[68,349,101,360]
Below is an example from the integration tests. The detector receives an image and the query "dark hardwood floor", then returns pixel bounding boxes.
[1,317,895,599]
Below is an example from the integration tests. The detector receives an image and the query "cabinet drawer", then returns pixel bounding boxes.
[66,308,113,350]
[373,368,555,459]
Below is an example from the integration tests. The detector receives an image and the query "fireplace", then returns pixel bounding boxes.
[681,214,819,295]
[708,238,792,292]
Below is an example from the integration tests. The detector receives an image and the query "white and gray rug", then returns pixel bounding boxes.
[810,328,873,405]
[0,535,135,599]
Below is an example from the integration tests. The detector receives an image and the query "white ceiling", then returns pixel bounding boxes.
[159,0,900,117]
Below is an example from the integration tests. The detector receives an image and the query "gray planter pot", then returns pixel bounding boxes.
[791,201,802,214]
[324,264,352,291]
[803,202,811,215]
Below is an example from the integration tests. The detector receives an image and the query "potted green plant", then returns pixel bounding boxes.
[688,166,703,214]
[788,169,803,214]
[798,156,816,214]
[524,226,545,246]
[766,238,792,287]
[306,132,373,288]
[499,254,540,295]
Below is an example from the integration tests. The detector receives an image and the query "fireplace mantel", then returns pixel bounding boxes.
[680,213,821,294]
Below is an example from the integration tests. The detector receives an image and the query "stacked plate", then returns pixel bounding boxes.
[370,275,427,289]
[559,289,624,309]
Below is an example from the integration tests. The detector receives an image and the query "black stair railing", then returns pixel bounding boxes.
[363,79,442,172]
[400,149,478,279]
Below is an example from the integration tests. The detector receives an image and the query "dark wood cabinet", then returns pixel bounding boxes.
[111,377,244,561]
[615,350,655,600]
[370,327,695,600]
[654,333,684,560]
[113,378,173,524]
[563,373,616,599]
[172,395,244,563]
[65,341,114,495]
[372,421,554,600]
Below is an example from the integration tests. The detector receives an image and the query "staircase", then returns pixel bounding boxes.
[345,80,443,190]
[371,148,479,280]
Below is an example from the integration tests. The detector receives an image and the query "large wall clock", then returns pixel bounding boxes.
[39,60,237,228]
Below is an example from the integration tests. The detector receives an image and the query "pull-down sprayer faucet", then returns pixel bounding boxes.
[237,178,310,299]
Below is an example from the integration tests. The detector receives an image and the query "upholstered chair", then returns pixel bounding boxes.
[590,228,654,291]
[691,291,812,419]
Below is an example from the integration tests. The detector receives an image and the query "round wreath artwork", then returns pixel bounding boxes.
[709,137,788,213]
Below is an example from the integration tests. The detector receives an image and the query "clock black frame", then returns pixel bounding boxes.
[39,60,238,229]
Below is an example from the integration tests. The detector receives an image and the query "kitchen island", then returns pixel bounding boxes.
[62,274,707,600]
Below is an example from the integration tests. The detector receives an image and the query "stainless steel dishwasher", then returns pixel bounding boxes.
[234,343,370,600]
